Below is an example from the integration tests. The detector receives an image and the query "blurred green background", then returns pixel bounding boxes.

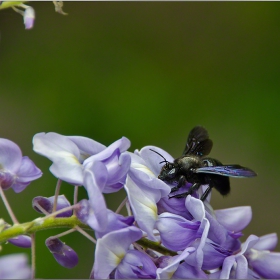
[0,1,280,278]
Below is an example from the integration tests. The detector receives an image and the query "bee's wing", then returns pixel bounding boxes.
[183,126,213,157]
[195,165,257,178]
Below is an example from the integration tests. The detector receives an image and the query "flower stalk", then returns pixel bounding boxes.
[0,216,88,243]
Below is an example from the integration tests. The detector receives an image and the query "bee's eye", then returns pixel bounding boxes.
[167,167,176,178]
[168,168,175,175]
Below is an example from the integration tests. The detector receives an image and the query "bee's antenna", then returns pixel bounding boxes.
[149,149,168,164]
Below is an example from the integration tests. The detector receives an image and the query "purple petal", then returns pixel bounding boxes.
[33,196,52,213]
[0,172,14,190]
[156,212,201,251]
[183,218,210,269]
[103,151,131,187]
[248,251,280,279]
[0,138,22,173]
[76,199,91,224]
[67,135,106,159]
[83,162,108,231]
[76,200,134,239]
[102,181,124,193]
[45,238,78,268]
[92,226,143,279]
[215,206,252,232]
[82,138,131,194]
[32,195,72,217]
[157,194,193,220]
[205,211,227,245]
[220,255,236,279]
[12,156,42,193]
[48,195,72,217]
[8,235,31,248]
[223,232,242,252]
[95,209,134,239]
[252,233,278,251]
[219,235,260,279]
[85,137,130,164]
[185,240,231,271]
[115,250,157,279]
[185,195,205,221]
[173,262,208,279]
[15,157,42,183]
[240,235,259,255]
[156,247,196,279]
[235,255,248,279]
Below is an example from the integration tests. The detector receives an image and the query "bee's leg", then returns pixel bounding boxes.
[169,183,200,198]
[170,175,186,193]
[200,185,213,201]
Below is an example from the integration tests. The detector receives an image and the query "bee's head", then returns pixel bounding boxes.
[149,149,178,181]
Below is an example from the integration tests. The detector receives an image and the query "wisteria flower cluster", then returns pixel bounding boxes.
[0,132,279,279]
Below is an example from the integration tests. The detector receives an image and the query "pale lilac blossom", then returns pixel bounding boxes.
[33,133,131,192]
[92,226,143,279]
[0,138,42,192]
[83,136,131,193]
[33,132,88,185]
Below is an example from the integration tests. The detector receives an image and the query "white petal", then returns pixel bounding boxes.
[124,175,158,241]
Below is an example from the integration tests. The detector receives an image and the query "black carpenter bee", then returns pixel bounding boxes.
[151,126,257,201]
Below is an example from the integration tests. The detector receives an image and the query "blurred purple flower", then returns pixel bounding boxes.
[0,138,42,192]
[0,253,31,279]
[23,6,35,29]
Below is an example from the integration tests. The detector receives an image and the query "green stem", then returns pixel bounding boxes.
[0,216,90,243]
[136,238,177,256]
[0,215,177,257]
[31,233,36,279]
[0,1,28,10]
